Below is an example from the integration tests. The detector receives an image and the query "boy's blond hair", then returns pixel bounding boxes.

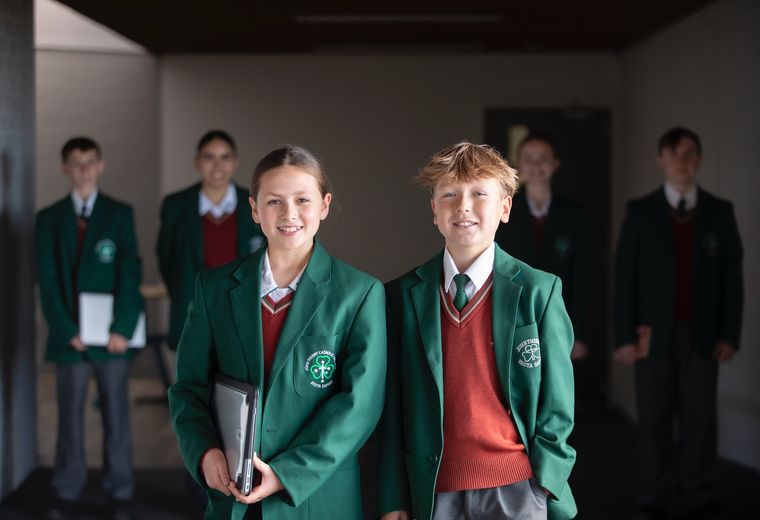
[416,141,519,197]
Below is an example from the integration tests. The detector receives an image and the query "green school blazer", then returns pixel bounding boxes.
[35,193,144,365]
[614,186,744,357]
[496,194,590,342]
[376,244,577,520]
[156,183,265,350]
[167,241,387,520]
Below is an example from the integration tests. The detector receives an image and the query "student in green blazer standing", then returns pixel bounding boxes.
[157,130,265,351]
[36,137,143,520]
[495,132,589,360]
[377,142,576,520]
[168,145,386,520]
[614,128,743,519]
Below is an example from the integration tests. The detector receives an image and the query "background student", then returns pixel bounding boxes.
[495,132,589,360]
[36,137,143,520]
[614,127,743,519]
[168,145,386,519]
[157,129,265,352]
[377,142,576,520]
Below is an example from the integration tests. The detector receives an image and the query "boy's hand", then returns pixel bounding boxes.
[570,340,588,360]
[69,335,86,352]
[107,333,129,354]
[712,341,737,362]
[380,512,410,520]
[613,344,639,364]
[201,448,232,496]
[229,454,284,504]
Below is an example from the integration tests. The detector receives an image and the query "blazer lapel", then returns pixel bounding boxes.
[59,198,78,303]
[266,241,330,394]
[656,188,676,283]
[692,187,708,282]
[186,184,204,270]
[492,245,523,401]
[231,251,266,387]
[410,253,444,405]
[78,194,108,280]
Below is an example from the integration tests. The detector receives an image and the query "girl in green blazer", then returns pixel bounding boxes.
[157,130,266,351]
[168,145,387,520]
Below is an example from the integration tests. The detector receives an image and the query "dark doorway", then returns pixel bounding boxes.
[485,108,611,402]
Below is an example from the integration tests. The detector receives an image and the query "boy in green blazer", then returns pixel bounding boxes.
[36,137,143,520]
[614,128,743,519]
[495,132,589,360]
[377,142,576,520]
[157,130,265,351]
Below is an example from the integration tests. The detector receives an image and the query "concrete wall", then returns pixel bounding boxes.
[0,0,37,499]
[611,0,760,471]
[160,53,620,282]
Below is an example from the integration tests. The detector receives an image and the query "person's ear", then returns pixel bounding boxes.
[320,193,332,220]
[249,195,260,223]
[500,195,513,223]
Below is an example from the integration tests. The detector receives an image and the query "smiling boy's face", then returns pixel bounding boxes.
[431,177,512,259]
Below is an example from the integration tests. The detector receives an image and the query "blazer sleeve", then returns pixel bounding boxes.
[268,280,387,508]
[614,201,638,347]
[531,276,576,499]
[375,296,412,516]
[156,197,174,290]
[720,203,744,348]
[35,210,78,345]
[110,206,143,337]
[167,274,221,486]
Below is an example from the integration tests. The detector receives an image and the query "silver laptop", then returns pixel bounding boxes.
[211,374,259,495]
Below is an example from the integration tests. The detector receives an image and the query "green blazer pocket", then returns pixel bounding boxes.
[511,322,542,386]
[293,334,340,398]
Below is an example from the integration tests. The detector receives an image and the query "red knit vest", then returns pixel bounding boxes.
[670,209,695,321]
[261,292,294,384]
[435,277,533,493]
[202,212,238,268]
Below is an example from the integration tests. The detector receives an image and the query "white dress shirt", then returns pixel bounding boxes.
[199,183,237,218]
[70,189,98,218]
[442,242,495,301]
[664,182,697,211]
[260,250,306,303]
[527,193,552,219]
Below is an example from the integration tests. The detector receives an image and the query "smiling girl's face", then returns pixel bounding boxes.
[250,165,331,256]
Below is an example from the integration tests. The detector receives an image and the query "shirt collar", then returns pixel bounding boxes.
[199,183,237,218]
[260,249,306,299]
[70,189,98,218]
[526,193,552,219]
[663,182,697,211]
[442,242,495,296]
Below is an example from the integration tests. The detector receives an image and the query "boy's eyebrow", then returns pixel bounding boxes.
[261,190,310,197]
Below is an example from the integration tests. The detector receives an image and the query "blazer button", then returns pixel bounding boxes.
[429,454,438,464]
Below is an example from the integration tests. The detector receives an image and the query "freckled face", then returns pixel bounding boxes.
[431,177,511,256]
[250,166,331,255]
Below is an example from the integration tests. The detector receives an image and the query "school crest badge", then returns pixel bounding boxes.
[94,239,116,263]
[702,233,721,257]
[516,338,541,368]
[304,350,337,389]
[554,236,571,259]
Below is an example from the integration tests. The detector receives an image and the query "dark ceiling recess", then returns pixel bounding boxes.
[58,1,717,54]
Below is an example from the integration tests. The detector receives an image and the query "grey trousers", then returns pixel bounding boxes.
[53,358,134,501]
[634,322,718,510]
[432,479,548,520]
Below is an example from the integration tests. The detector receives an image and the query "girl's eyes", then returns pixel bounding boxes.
[297,198,311,204]
[267,199,281,205]
[442,193,455,198]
